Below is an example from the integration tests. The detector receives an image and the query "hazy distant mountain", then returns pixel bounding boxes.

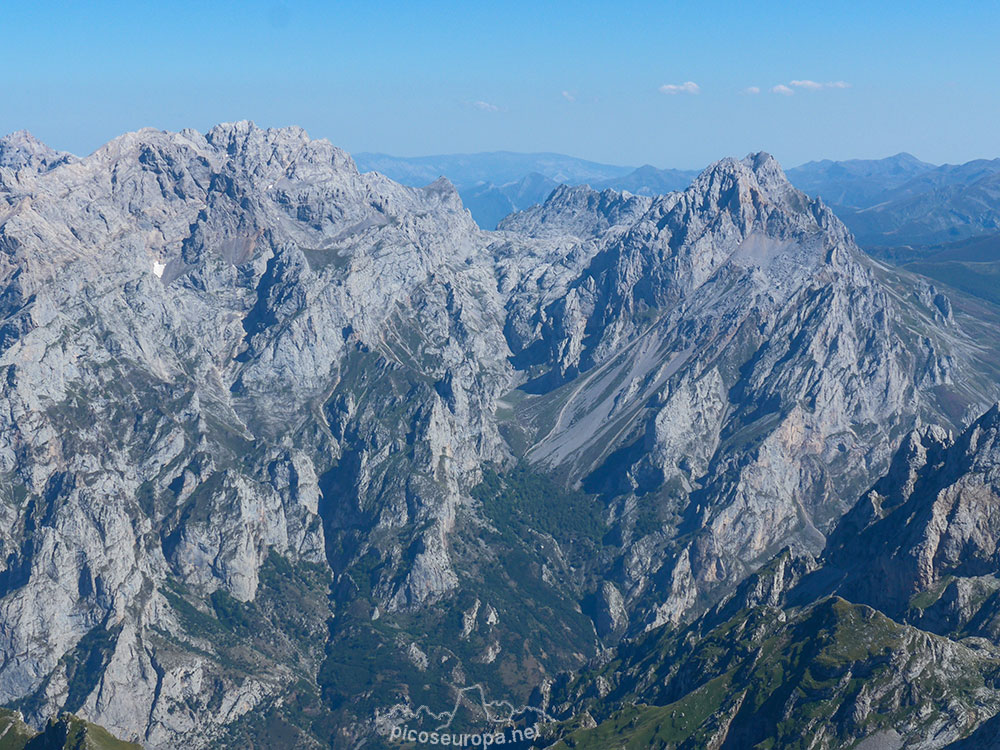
[353,150,634,188]
[457,172,560,229]
[592,163,700,196]
[785,152,936,208]
[841,166,1000,247]
[892,232,1000,308]
[787,154,1000,248]
[885,157,1000,197]
[908,231,1000,264]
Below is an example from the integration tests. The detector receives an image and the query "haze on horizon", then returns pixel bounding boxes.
[1,0,998,170]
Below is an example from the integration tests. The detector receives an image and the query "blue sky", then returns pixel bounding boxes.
[2,1,998,168]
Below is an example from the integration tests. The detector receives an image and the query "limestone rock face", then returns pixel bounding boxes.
[1,124,998,747]
[595,582,628,638]
[498,153,999,632]
[827,404,1000,623]
[546,404,1000,749]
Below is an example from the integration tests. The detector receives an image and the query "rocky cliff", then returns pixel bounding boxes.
[547,403,1000,748]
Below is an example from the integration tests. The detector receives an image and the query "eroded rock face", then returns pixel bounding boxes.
[547,555,1000,750]
[545,404,1000,749]
[0,122,511,746]
[0,124,997,747]
[498,153,999,633]
[827,404,1000,623]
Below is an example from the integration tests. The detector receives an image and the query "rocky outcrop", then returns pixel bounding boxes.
[595,582,628,638]
[549,403,1000,748]
[826,404,1000,631]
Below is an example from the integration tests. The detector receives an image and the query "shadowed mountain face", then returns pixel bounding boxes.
[1,124,999,748]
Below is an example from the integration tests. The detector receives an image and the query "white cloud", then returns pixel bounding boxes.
[772,84,795,96]
[742,86,761,95]
[561,90,576,103]
[790,79,852,90]
[471,100,500,112]
[659,81,700,95]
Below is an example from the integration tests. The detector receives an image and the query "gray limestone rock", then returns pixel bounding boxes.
[1,123,999,747]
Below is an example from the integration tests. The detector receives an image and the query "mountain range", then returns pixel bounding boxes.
[358,151,1000,254]
[353,152,699,230]
[2,124,1000,748]
[787,154,1000,250]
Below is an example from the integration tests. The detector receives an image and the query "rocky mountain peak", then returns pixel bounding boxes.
[500,152,818,246]
[205,121,360,181]
[0,129,43,156]
[885,151,926,167]
[682,151,806,217]
[497,182,654,238]
[0,130,75,173]
[205,120,308,157]
[418,175,465,209]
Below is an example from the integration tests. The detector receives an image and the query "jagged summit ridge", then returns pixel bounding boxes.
[0,130,75,173]
[501,150,845,252]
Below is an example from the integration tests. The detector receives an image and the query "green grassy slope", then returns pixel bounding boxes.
[0,711,141,750]
[546,596,1000,749]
